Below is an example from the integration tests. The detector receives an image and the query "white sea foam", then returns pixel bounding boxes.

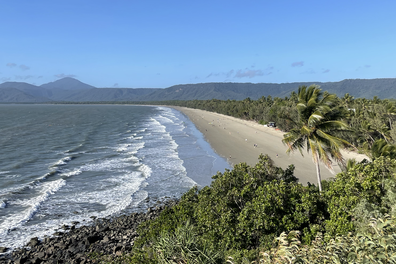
[123,156,139,162]
[100,173,146,216]
[139,164,152,178]
[0,171,10,175]
[149,118,167,133]
[80,159,129,172]
[0,179,66,237]
[53,171,146,220]
[157,114,175,124]
[129,190,148,208]
[136,128,147,133]
[116,143,131,152]
[60,169,82,177]
[0,200,6,208]
[52,156,72,166]
[129,142,145,151]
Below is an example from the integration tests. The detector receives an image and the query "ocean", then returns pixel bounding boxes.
[0,104,230,250]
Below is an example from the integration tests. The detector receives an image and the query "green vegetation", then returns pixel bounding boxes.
[259,216,396,263]
[159,88,396,155]
[282,85,352,191]
[116,155,396,264]
[86,86,396,263]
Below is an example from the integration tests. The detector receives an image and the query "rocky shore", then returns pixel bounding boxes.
[0,199,178,264]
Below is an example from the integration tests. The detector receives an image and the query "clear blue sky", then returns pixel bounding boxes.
[1,0,395,88]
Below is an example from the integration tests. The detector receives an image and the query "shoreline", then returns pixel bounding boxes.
[171,106,367,185]
[0,199,178,263]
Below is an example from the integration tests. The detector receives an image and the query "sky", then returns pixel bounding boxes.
[1,0,395,88]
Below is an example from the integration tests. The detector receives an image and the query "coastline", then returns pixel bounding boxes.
[171,106,367,185]
[0,199,178,263]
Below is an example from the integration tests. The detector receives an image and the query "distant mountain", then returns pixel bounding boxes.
[0,81,40,91]
[144,79,396,101]
[141,82,309,101]
[0,88,48,102]
[0,81,53,99]
[40,77,95,90]
[61,88,161,102]
[0,77,395,103]
[318,78,396,99]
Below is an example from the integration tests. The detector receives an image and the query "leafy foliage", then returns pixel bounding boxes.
[154,221,222,264]
[127,157,396,263]
[259,216,396,264]
[131,155,328,263]
[282,85,352,191]
[324,156,396,236]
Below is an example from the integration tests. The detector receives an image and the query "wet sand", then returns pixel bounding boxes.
[172,106,367,185]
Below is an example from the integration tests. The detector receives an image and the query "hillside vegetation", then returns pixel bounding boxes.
[1,77,396,102]
[87,86,396,263]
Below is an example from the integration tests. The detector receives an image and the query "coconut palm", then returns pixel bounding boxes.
[371,138,396,160]
[384,101,396,130]
[341,93,354,109]
[282,85,352,192]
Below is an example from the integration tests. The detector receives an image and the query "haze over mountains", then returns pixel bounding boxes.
[0,77,395,103]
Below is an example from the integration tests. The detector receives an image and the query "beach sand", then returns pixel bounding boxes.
[172,106,367,185]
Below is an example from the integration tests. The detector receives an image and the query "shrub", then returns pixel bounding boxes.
[324,156,396,236]
[133,155,328,262]
[259,216,396,264]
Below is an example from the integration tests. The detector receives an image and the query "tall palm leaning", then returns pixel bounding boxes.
[282,85,352,192]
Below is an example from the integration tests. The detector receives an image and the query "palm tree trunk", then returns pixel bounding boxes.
[315,153,322,192]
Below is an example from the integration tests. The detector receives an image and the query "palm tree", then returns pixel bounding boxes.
[371,139,396,160]
[282,85,352,192]
[341,93,354,109]
[384,101,396,130]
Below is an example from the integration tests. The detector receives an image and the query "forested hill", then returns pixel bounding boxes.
[0,77,396,102]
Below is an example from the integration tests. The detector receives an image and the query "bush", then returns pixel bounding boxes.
[259,216,396,264]
[324,156,396,236]
[132,155,328,263]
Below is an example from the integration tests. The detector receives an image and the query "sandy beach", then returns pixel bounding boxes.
[172,106,367,185]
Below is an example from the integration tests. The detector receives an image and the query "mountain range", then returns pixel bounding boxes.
[0,77,396,103]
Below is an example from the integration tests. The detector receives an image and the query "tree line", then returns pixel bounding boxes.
[157,88,396,156]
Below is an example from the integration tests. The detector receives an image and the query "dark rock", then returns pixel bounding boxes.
[95,225,109,232]
[36,252,45,259]
[15,257,28,264]
[31,257,42,264]
[28,237,40,247]
[84,235,102,245]
[0,246,8,253]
